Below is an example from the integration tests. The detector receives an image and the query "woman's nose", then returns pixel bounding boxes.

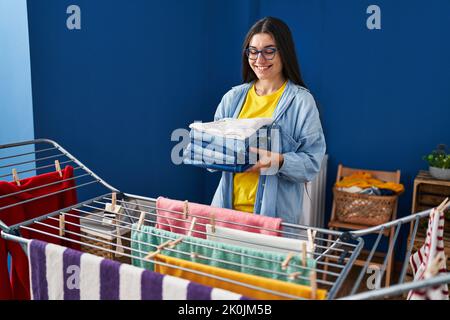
[255,52,266,64]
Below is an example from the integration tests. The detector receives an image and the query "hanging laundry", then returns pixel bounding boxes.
[335,171,404,194]
[155,197,282,238]
[0,165,80,300]
[131,225,314,285]
[153,254,327,300]
[28,239,246,300]
[408,208,449,300]
[205,224,314,255]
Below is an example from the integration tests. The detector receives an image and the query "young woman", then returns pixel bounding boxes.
[211,17,326,225]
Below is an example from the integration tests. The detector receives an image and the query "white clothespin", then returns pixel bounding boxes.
[137,211,146,231]
[187,217,197,237]
[310,270,317,300]
[12,169,20,186]
[59,213,65,237]
[54,160,62,177]
[281,252,294,270]
[183,200,189,220]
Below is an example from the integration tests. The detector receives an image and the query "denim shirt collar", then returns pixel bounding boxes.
[231,80,298,123]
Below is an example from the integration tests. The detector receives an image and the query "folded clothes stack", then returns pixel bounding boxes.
[183,118,274,173]
[335,171,404,195]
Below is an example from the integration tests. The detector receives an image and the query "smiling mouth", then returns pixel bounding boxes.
[254,65,272,71]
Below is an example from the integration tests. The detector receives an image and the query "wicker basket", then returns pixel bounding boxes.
[79,211,132,264]
[80,230,131,264]
[333,187,398,226]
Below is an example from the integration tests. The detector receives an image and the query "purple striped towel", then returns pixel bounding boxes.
[28,239,247,300]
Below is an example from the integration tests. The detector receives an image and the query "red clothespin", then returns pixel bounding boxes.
[12,169,20,186]
[55,160,62,177]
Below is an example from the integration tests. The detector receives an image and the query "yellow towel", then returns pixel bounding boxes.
[335,171,404,193]
[153,254,327,300]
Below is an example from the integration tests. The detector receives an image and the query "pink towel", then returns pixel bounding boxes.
[155,197,282,238]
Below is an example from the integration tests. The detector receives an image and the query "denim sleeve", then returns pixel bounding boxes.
[213,89,235,121]
[277,130,326,183]
[276,93,326,183]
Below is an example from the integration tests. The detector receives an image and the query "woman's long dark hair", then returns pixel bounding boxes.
[242,17,307,88]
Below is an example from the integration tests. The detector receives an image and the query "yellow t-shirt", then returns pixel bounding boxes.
[233,81,287,213]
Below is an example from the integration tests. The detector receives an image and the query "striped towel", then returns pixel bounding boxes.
[28,239,247,300]
[408,208,449,300]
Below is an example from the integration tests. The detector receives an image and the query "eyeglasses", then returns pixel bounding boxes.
[245,47,278,60]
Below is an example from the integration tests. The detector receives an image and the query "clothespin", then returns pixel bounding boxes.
[190,252,199,259]
[307,229,317,258]
[111,192,117,212]
[437,197,449,212]
[425,252,446,277]
[310,270,317,300]
[54,160,62,177]
[144,239,173,260]
[183,200,189,219]
[281,252,294,271]
[59,213,65,237]
[168,236,185,248]
[137,211,146,231]
[210,211,216,234]
[187,217,197,237]
[302,242,307,268]
[12,169,20,186]
[288,271,301,280]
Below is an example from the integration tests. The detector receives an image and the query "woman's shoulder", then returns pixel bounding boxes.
[287,82,317,108]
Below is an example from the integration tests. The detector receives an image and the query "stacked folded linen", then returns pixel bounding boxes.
[183,118,274,173]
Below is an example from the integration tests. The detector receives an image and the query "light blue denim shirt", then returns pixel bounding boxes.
[211,80,326,225]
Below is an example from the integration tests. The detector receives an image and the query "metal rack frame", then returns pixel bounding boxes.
[0,139,448,300]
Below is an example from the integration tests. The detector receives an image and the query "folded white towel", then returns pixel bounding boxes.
[206,224,314,255]
[189,118,273,140]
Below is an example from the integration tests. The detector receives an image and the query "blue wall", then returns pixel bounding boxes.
[25,1,450,256]
[0,0,35,273]
[0,0,35,171]
[27,0,260,204]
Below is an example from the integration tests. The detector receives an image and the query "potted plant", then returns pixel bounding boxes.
[423,144,450,180]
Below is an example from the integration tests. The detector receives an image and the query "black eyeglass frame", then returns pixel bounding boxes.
[245,47,278,60]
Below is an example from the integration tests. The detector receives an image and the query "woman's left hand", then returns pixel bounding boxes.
[245,147,284,173]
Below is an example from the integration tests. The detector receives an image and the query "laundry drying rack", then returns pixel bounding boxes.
[0,139,449,300]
